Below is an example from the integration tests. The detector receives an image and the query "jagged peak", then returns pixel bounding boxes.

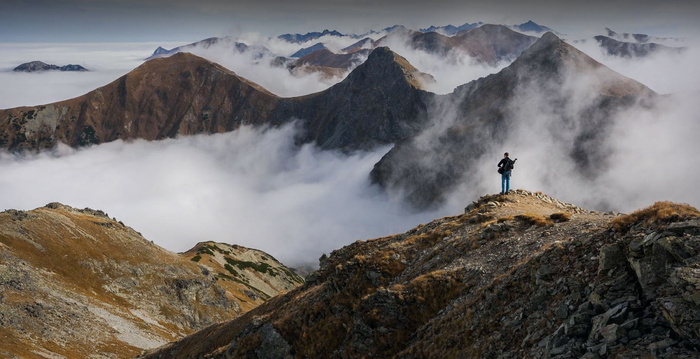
[524,31,564,53]
[343,46,434,90]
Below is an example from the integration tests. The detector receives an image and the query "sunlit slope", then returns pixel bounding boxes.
[0,203,303,358]
[143,190,700,358]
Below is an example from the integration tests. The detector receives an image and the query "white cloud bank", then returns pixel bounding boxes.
[0,124,449,266]
[2,29,699,267]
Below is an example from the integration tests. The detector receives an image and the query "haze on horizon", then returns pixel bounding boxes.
[2,0,698,42]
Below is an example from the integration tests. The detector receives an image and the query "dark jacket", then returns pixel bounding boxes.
[498,157,513,171]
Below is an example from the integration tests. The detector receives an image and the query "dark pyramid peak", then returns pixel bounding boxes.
[515,31,608,73]
[341,37,374,53]
[290,46,434,150]
[291,42,327,58]
[514,20,553,33]
[511,32,654,97]
[342,46,434,90]
[530,31,563,50]
[510,32,654,97]
[152,46,170,56]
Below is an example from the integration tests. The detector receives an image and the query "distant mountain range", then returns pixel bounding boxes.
[146,36,260,60]
[277,20,552,42]
[149,24,538,79]
[12,61,88,72]
[594,35,686,58]
[150,21,687,86]
[278,29,346,44]
[0,31,656,211]
[0,46,433,152]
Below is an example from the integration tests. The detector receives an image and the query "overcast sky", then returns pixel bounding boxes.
[2,0,698,42]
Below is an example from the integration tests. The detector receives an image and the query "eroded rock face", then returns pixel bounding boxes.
[543,219,700,358]
[141,193,700,358]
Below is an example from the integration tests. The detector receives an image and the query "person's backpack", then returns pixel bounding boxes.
[498,158,517,174]
[505,158,516,170]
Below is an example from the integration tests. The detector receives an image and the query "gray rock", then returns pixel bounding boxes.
[255,324,294,359]
[667,220,700,235]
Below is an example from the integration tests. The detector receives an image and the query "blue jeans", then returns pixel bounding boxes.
[501,170,511,194]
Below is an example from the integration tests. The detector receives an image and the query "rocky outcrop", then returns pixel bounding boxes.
[140,191,700,358]
[183,242,304,312]
[0,203,302,358]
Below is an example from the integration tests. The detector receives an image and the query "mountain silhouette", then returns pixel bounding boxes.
[370,32,656,208]
[0,47,432,153]
[0,33,658,210]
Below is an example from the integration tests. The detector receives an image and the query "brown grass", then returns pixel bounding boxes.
[514,213,552,227]
[611,201,700,232]
[549,212,571,223]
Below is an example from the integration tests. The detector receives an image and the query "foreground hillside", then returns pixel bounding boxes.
[143,190,700,358]
[0,204,302,358]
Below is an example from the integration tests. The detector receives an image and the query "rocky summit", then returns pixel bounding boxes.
[0,204,303,358]
[142,190,700,358]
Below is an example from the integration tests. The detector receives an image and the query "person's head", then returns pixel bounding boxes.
[504,152,509,157]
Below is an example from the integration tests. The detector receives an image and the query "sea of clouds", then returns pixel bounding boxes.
[1,28,698,266]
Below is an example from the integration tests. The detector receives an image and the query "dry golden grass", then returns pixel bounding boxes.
[612,201,700,232]
[514,213,553,227]
[549,212,571,223]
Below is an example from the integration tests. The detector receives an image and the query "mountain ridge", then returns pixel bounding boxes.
[370,32,656,208]
[0,202,303,358]
[0,46,434,152]
[140,190,700,358]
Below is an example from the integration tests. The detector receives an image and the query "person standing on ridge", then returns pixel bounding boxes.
[497,152,516,194]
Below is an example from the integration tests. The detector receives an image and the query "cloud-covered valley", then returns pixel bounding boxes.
[1,27,699,267]
[0,124,449,266]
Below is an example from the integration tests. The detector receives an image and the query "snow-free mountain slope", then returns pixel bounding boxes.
[370,32,656,208]
[141,191,700,358]
[0,203,302,358]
